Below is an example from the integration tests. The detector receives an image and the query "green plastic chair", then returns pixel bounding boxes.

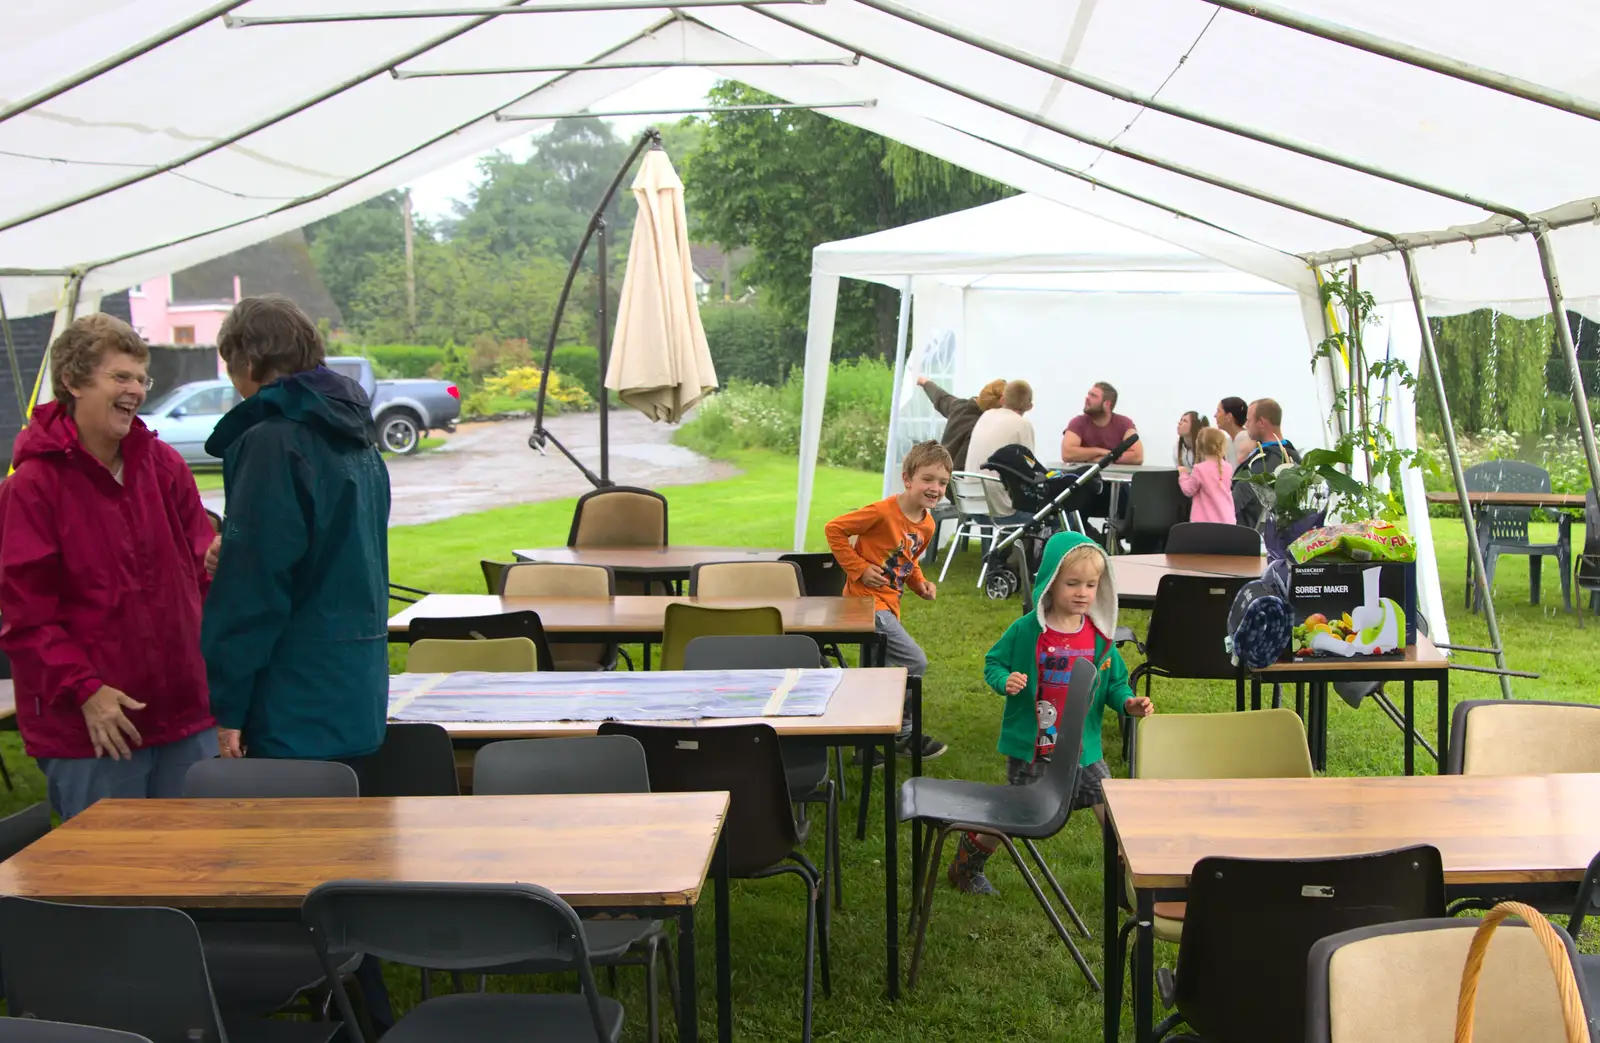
[659,603,783,671]
[1127,709,1314,944]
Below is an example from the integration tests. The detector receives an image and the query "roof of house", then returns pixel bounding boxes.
[170,229,342,326]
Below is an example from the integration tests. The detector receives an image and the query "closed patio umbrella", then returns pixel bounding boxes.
[605,147,718,424]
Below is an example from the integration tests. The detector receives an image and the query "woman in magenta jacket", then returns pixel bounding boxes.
[0,315,217,819]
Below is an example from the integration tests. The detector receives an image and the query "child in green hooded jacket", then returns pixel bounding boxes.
[948,530,1153,895]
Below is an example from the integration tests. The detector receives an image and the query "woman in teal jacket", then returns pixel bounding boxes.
[200,296,391,763]
[950,530,1152,894]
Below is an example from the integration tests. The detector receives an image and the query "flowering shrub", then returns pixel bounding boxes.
[461,368,593,418]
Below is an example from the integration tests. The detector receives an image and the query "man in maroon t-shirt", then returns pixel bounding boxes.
[1059,381,1145,465]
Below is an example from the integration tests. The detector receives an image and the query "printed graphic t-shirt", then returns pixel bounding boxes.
[823,496,934,617]
[1033,620,1099,760]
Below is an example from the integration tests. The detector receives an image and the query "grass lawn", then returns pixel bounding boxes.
[3,450,1592,1041]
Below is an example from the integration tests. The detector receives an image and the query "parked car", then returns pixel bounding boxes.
[139,379,239,465]
[327,356,460,455]
[143,360,460,464]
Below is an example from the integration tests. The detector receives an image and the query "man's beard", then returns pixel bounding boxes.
[1083,403,1105,419]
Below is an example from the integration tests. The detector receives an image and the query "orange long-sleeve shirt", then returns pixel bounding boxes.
[824,495,934,617]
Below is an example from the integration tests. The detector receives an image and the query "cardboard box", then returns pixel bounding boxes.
[1288,558,1417,659]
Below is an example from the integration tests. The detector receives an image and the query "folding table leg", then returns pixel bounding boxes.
[1403,680,1415,776]
[679,901,700,1043]
[1437,673,1450,771]
[1102,814,1121,1043]
[883,736,899,1000]
[1134,889,1155,1043]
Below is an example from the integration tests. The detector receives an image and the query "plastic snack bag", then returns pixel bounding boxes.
[1289,519,1415,565]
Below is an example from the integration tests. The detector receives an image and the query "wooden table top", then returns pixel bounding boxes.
[511,546,791,571]
[1106,773,1600,889]
[1110,553,1265,603]
[393,667,908,740]
[1254,633,1448,675]
[1426,490,1587,509]
[388,594,879,636]
[0,792,729,910]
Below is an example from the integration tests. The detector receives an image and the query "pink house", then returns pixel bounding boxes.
[129,273,240,351]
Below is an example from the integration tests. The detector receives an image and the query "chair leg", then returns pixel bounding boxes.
[794,851,830,997]
[1021,838,1091,939]
[645,935,661,1043]
[660,932,680,1022]
[0,750,13,792]
[994,834,1101,991]
[1559,543,1573,612]
[1531,554,1543,606]
[938,521,965,583]
[832,745,848,806]
[908,827,954,990]
[855,747,873,842]
[826,781,843,911]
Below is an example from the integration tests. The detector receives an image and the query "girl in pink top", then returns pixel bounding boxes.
[1178,427,1235,525]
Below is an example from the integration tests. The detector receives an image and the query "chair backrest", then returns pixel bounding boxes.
[1126,470,1189,536]
[1579,489,1600,585]
[479,559,515,594]
[948,471,998,519]
[682,634,822,671]
[0,802,51,862]
[408,611,555,673]
[568,486,668,547]
[1173,845,1446,1043]
[1164,522,1263,556]
[0,1019,153,1043]
[1012,657,1097,838]
[659,603,784,672]
[0,897,226,1042]
[596,722,798,876]
[473,735,650,795]
[182,758,360,798]
[203,510,222,535]
[779,552,847,597]
[1134,709,1314,779]
[1143,574,1251,679]
[303,881,610,1038]
[688,561,804,599]
[361,722,460,797]
[1448,699,1600,775]
[1308,917,1595,1043]
[407,636,538,673]
[1463,460,1550,539]
[500,562,615,597]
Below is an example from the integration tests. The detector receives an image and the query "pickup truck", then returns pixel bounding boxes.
[327,356,460,455]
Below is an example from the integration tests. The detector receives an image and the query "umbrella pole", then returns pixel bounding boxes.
[597,217,610,484]
[529,126,661,489]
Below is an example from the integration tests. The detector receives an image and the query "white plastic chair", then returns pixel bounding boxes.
[939,471,1027,586]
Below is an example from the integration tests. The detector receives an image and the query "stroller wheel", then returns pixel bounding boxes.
[985,568,1019,600]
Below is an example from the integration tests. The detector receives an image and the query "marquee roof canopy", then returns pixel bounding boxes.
[4,1,1600,320]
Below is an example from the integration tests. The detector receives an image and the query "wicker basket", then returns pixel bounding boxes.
[1456,901,1588,1043]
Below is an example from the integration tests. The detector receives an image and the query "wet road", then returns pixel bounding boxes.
[204,410,735,526]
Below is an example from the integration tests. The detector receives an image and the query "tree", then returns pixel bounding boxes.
[1419,310,1553,434]
[303,191,430,321]
[682,82,1013,359]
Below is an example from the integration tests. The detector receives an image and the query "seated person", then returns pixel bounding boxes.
[965,380,1036,521]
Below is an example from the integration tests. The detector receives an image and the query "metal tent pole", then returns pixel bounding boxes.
[392,55,859,77]
[1202,0,1600,123]
[597,218,610,485]
[497,100,875,121]
[228,0,822,25]
[1532,227,1600,497]
[880,279,913,497]
[1400,248,1513,697]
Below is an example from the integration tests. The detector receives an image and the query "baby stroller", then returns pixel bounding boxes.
[980,435,1140,605]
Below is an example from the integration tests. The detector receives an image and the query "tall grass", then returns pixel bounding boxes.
[677,358,892,471]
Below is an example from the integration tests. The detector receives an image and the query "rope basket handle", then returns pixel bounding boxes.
[1455,901,1587,1043]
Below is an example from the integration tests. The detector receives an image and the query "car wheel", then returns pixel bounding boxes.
[380,411,421,454]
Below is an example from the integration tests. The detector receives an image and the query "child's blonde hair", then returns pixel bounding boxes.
[1197,426,1229,487]
[902,440,954,478]
[1055,544,1106,581]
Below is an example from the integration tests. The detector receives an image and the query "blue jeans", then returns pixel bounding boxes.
[39,728,219,820]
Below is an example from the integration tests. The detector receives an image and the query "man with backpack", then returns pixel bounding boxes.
[1232,397,1300,529]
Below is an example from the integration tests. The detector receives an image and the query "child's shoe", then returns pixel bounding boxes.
[946,833,998,895]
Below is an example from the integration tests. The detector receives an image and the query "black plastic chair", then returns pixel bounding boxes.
[1126,574,1250,704]
[181,757,366,1023]
[182,758,360,799]
[1105,471,1188,554]
[683,635,843,911]
[361,723,460,797]
[0,801,50,858]
[1308,916,1598,1043]
[479,559,516,594]
[471,735,675,1043]
[1154,845,1445,1043]
[305,881,623,1043]
[1576,489,1600,620]
[0,896,342,1043]
[597,721,827,1043]
[1463,460,1571,612]
[900,657,1100,991]
[779,553,847,597]
[1163,522,1262,556]
[1566,850,1600,1001]
[409,611,556,673]
[0,1020,152,1042]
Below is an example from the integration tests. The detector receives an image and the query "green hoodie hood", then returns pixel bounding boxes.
[1032,530,1119,640]
[206,367,376,458]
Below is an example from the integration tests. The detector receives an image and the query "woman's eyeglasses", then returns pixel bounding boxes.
[103,370,154,392]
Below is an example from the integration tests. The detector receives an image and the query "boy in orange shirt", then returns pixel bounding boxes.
[825,441,951,759]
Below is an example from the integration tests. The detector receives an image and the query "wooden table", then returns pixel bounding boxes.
[1110,553,1265,607]
[389,666,915,1003]
[0,792,729,1042]
[1250,635,1450,774]
[1102,773,1600,1043]
[511,546,791,583]
[1426,490,1586,509]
